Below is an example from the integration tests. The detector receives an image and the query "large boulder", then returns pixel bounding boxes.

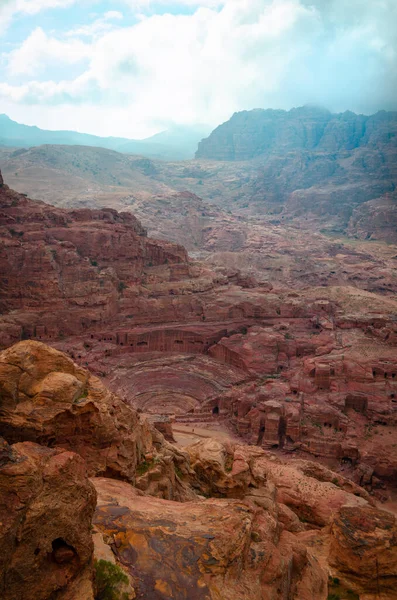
[0,437,96,600]
[93,477,328,600]
[329,505,397,599]
[0,340,191,500]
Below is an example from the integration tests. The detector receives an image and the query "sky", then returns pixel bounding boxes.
[0,0,396,139]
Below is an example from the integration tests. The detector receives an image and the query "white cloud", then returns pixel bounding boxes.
[1,0,397,137]
[104,11,123,20]
[65,11,124,39]
[9,0,77,15]
[6,27,92,76]
[122,0,225,7]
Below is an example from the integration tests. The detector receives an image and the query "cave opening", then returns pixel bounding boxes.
[51,538,76,565]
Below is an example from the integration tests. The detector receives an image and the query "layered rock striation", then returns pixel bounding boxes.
[1,171,397,496]
[0,340,193,501]
[0,172,192,345]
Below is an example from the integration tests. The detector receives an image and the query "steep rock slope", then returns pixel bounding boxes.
[1,172,397,494]
[196,106,397,160]
[195,107,397,237]
[0,170,222,347]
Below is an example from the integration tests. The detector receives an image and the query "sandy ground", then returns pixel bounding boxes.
[173,423,240,447]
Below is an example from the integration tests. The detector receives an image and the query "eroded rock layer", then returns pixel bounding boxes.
[0,341,396,600]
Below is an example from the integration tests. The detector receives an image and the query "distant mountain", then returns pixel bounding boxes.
[0,114,211,160]
[118,125,212,160]
[194,106,397,239]
[196,106,397,160]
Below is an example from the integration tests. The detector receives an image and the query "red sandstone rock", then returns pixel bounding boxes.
[93,476,328,600]
[1,171,397,499]
[0,437,96,600]
[0,340,396,600]
[0,340,192,500]
[329,505,397,599]
[0,174,196,345]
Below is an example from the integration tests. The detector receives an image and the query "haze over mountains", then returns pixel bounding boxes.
[1,106,396,246]
[196,106,397,159]
[0,114,211,160]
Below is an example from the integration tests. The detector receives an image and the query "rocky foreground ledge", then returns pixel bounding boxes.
[0,340,396,600]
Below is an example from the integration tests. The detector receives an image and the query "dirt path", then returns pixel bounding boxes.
[173,423,240,447]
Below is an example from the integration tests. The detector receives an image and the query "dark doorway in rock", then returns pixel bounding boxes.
[278,417,287,449]
[257,421,266,446]
[345,395,368,414]
[212,406,219,416]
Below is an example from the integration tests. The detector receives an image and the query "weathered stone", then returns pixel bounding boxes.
[0,438,96,600]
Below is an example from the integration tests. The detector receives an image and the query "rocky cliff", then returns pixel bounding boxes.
[196,106,397,160]
[0,171,217,347]
[195,107,397,239]
[0,437,96,600]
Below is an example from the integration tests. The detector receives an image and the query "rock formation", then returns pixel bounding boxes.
[0,340,194,501]
[194,107,397,237]
[0,340,396,599]
[1,166,397,597]
[196,106,397,161]
[347,191,397,243]
[2,108,397,243]
[93,477,328,600]
[0,437,96,600]
[329,505,397,598]
[1,170,396,497]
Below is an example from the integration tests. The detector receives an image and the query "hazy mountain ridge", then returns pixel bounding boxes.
[0,114,211,160]
[1,105,396,243]
[196,106,397,160]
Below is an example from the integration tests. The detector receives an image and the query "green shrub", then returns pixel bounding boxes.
[174,464,183,478]
[94,559,129,600]
[224,456,233,472]
[74,388,88,403]
[136,459,154,476]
